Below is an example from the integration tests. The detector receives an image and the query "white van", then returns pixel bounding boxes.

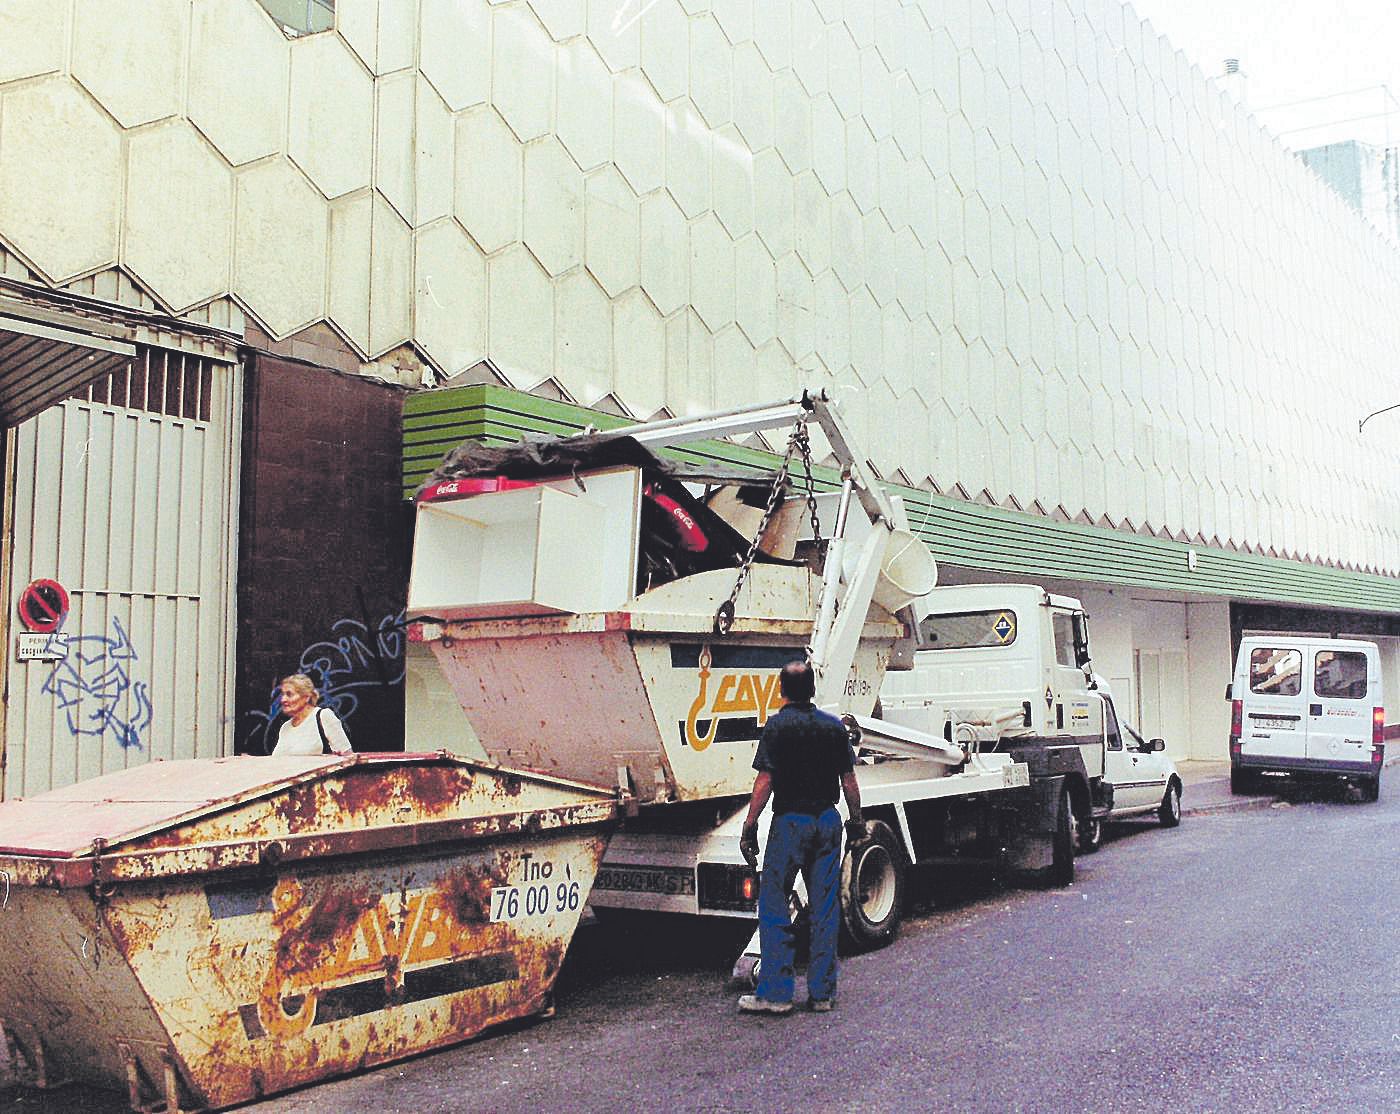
[1227,636,1385,800]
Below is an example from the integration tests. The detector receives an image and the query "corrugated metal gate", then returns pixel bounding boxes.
[2,347,240,797]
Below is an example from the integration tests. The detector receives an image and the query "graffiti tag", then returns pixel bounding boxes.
[41,616,153,750]
[244,610,406,754]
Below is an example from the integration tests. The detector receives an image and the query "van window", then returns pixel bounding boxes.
[1249,648,1302,696]
[919,609,1017,649]
[1103,698,1123,751]
[1052,613,1075,667]
[1314,651,1368,699]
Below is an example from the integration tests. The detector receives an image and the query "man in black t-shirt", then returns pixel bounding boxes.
[737,660,866,1014]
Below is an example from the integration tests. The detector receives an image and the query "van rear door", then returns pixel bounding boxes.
[1239,644,1308,763]
[1306,647,1376,768]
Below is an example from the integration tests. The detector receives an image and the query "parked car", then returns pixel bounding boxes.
[1076,692,1182,852]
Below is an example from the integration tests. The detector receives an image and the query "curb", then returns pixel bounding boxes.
[1181,795,1276,817]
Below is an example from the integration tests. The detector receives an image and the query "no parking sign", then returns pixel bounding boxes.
[17,579,69,634]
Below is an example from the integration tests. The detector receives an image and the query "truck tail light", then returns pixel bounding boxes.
[1373,707,1386,764]
[1229,699,1243,758]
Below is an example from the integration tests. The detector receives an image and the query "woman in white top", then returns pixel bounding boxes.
[271,673,351,756]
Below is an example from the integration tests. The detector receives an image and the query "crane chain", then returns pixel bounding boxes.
[713,419,812,634]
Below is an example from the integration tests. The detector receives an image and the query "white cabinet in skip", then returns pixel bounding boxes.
[407,466,641,620]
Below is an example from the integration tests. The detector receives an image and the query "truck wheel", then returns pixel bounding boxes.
[1158,781,1182,827]
[1046,786,1075,887]
[1230,765,1257,795]
[1361,774,1381,803]
[839,820,905,951]
[1076,814,1102,853]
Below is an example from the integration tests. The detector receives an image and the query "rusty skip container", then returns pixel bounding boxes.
[0,753,616,1111]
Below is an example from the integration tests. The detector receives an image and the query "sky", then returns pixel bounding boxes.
[1124,0,1400,149]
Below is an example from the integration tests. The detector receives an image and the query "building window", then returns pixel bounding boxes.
[256,0,334,37]
[71,348,214,423]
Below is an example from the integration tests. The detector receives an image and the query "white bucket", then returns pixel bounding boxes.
[872,529,938,612]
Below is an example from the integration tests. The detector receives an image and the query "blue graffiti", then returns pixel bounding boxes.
[41,616,153,750]
[244,610,406,753]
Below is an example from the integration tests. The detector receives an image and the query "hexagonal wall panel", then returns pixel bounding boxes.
[734,234,777,346]
[557,38,614,172]
[0,80,122,283]
[188,0,287,166]
[666,100,713,219]
[584,165,640,297]
[753,149,795,259]
[732,43,775,152]
[289,34,374,199]
[830,192,865,291]
[614,71,666,195]
[689,16,733,128]
[612,288,667,417]
[752,0,791,70]
[790,0,828,98]
[773,72,813,174]
[234,159,328,338]
[713,325,758,406]
[492,5,555,142]
[529,0,585,41]
[337,0,416,74]
[328,192,373,353]
[523,137,585,276]
[689,214,735,331]
[793,173,832,278]
[712,128,754,238]
[775,253,815,361]
[711,0,753,46]
[556,268,612,392]
[124,122,233,312]
[640,191,689,315]
[72,0,185,128]
[488,245,555,386]
[811,96,847,195]
[453,107,522,253]
[588,0,641,73]
[0,1,68,85]
[415,220,488,374]
[368,197,413,355]
[375,73,416,222]
[640,0,691,104]
[420,0,490,109]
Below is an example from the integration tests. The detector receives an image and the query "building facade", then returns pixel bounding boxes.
[0,0,1397,792]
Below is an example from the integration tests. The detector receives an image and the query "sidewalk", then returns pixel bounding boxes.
[1176,749,1398,816]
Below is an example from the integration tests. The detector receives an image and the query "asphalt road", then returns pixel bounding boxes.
[6,783,1396,1113]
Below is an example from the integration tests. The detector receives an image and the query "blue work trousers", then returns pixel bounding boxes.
[756,807,843,1004]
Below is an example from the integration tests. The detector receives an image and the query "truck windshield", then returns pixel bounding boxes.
[918,609,1017,648]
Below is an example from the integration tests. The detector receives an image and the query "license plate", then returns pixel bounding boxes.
[1251,716,1296,730]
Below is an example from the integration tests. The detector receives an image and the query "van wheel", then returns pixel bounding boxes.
[839,820,905,951]
[1076,814,1102,853]
[1361,774,1381,803]
[1158,781,1182,827]
[1230,766,1257,795]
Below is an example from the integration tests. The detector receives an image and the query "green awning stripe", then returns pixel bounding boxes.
[400,384,1400,613]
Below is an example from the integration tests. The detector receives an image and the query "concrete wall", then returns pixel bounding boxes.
[1,0,1397,579]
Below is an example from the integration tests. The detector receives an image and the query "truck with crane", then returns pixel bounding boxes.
[405,390,1119,971]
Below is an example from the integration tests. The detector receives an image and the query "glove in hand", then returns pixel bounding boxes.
[739,825,760,869]
[844,817,868,844]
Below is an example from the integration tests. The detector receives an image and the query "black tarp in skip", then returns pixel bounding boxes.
[419,433,790,592]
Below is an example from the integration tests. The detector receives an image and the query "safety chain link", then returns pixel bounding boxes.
[713,419,824,634]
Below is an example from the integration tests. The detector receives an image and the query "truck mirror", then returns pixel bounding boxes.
[1224,683,1233,700]
[1149,738,1165,752]
[1071,612,1092,669]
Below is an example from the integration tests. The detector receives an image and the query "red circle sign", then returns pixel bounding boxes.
[17,579,69,634]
